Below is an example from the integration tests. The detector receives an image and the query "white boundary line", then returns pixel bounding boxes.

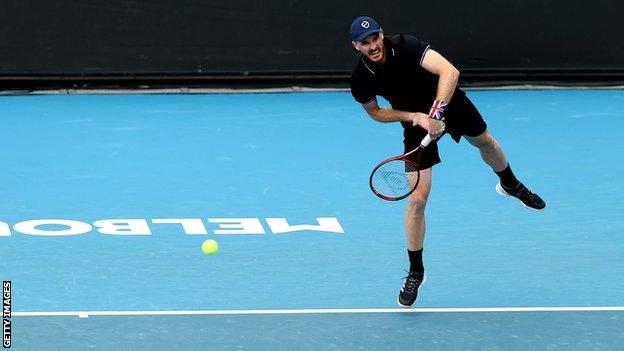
[13,306,624,318]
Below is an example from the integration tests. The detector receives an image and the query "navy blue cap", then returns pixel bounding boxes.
[350,16,382,42]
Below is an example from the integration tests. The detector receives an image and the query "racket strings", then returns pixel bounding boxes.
[372,160,419,198]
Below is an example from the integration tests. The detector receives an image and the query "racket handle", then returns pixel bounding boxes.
[420,134,433,148]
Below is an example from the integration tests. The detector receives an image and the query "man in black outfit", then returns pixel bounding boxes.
[349,16,546,307]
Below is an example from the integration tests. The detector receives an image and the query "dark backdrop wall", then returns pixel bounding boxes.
[0,0,622,83]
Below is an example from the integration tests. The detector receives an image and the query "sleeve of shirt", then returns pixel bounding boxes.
[350,74,376,104]
[400,34,431,66]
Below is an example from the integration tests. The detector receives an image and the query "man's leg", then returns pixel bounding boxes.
[404,168,432,251]
[398,168,432,307]
[465,130,546,210]
[464,130,507,172]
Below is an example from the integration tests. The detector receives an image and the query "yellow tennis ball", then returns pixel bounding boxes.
[201,239,219,255]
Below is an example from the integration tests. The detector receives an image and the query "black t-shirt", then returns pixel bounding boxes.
[350,34,465,129]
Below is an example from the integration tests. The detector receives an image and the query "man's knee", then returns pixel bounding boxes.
[468,131,497,150]
[406,195,428,217]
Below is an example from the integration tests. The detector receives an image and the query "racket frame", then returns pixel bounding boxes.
[369,135,433,201]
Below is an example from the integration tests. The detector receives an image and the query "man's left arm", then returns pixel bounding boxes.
[421,49,460,122]
[421,49,460,103]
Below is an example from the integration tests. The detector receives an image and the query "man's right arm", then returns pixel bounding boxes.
[361,97,429,128]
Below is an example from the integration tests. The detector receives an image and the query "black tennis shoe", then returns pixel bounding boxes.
[398,271,425,307]
[496,182,546,211]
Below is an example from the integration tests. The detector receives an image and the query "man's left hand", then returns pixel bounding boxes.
[429,118,445,139]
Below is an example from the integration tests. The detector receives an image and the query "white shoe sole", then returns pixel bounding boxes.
[495,183,544,212]
[397,274,426,308]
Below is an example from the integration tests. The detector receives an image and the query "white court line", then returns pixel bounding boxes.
[13,306,624,318]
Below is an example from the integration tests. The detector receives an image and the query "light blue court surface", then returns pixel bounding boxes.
[1,89,623,350]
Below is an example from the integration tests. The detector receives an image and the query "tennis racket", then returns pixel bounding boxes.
[369,134,433,201]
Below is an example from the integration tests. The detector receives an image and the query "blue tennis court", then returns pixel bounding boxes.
[1,89,623,350]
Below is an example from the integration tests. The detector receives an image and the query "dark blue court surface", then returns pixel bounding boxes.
[1,89,623,350]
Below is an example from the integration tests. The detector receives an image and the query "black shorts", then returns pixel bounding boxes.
[403,94,487,169]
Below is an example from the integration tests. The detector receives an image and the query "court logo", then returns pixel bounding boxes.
[0,218,344,236]
[2,281,10,349]
[361,21,370,28]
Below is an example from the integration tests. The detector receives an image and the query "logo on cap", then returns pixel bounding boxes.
[350,16,382,42]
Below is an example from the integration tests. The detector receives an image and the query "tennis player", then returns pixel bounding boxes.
[349,16,546,307]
